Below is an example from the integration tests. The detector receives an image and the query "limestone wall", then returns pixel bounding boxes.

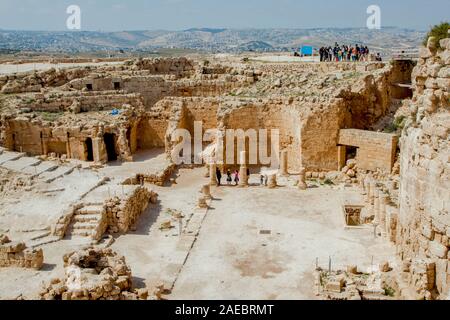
[0,68,90,94]
[0,234,44,270]
[17,91,143,113]
[218,99,302,170]
[105,187,157,234]
[396,36,450,299]
[338,129,398,173]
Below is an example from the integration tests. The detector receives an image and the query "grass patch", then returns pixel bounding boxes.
[423,22,449,49]
[384,116,406,134]
[37,112,64,122]
[384,286,396,297]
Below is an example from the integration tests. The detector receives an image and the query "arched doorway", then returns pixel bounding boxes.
[85,138,94,161]
[103,133,118,161]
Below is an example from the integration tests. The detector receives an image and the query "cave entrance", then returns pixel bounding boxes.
[85,138,94,162]
[103,133,118,162]
[86,83,93,91]
[113,82,121,90]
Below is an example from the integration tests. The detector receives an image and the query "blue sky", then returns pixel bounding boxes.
[0,0,448,31]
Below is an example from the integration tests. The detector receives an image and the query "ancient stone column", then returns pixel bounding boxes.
[280,150,288,176]
[298,167,307,190]
[239,151,248,187]
[268,174,277,189]
[365,180,372,204]
[209,162,217,186]
[369,181,376,205]
[379,193,388,233]
[198,194,208,209]
[359,175,366,195]
[201,184,212,200]
[374,189,380,224]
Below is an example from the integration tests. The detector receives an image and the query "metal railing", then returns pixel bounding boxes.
[391,48,420,61]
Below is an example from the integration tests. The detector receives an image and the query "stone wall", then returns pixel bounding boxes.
[396,36,450,299]
[0,68,90,94]
[105,187,158,234]
[338,129,398,173]
[0,234,44,270]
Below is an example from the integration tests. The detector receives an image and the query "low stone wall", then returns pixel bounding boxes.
[105,187,158,234]
[0,234,44,270]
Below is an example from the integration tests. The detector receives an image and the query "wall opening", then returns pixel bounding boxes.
[113,82,121,90]
[346,146,358,162]
[86,83,93,91]
[343,205,364,226]
[104,133,118,161]
[85,138,94,162]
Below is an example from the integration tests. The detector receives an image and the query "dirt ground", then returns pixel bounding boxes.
[0,167,395,300]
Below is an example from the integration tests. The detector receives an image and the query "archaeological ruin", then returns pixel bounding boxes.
[0,34,448,301]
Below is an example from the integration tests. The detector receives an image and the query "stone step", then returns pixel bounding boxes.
[38,165,78,183]
[73,214,102,223]
[72,222,97,231]
[77,205,104,215]
[28,236,60,249]
[23,161,58,177]
[2,157,41,172]
[0,152,25,166]
[70,229,94,237]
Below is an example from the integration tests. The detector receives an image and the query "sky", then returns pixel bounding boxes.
[0,0,448,31]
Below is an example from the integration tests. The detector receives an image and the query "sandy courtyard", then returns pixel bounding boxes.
[0,167,396,300]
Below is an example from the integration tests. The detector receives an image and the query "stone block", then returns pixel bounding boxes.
[325,279,344,293]
[429,241,448,259]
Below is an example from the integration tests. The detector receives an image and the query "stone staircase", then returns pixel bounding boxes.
[67,203,107,241]
[0,149,78,183]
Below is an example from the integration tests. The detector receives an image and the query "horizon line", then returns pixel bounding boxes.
[0,26,428,33]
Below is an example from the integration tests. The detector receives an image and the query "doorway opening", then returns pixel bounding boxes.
[346,146,358,162]
[103,133,118,161]
[85,138,94,162]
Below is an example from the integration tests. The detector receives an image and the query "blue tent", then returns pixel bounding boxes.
[301,46,313,56]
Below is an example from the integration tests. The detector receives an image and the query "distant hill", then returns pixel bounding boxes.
[183,28,227,34]
[0,27,425,54]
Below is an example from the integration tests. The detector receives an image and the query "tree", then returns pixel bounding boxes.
[423,22,450,49]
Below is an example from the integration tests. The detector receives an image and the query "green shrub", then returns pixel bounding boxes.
[423,22,450,49]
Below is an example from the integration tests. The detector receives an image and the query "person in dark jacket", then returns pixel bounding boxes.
[216,167,222,186]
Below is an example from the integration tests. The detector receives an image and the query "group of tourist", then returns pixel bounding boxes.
[216,167,242,186]
[215,167,271,187]
[319,43,382,62]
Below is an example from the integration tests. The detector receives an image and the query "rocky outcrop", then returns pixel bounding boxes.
[39,248,148,300]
